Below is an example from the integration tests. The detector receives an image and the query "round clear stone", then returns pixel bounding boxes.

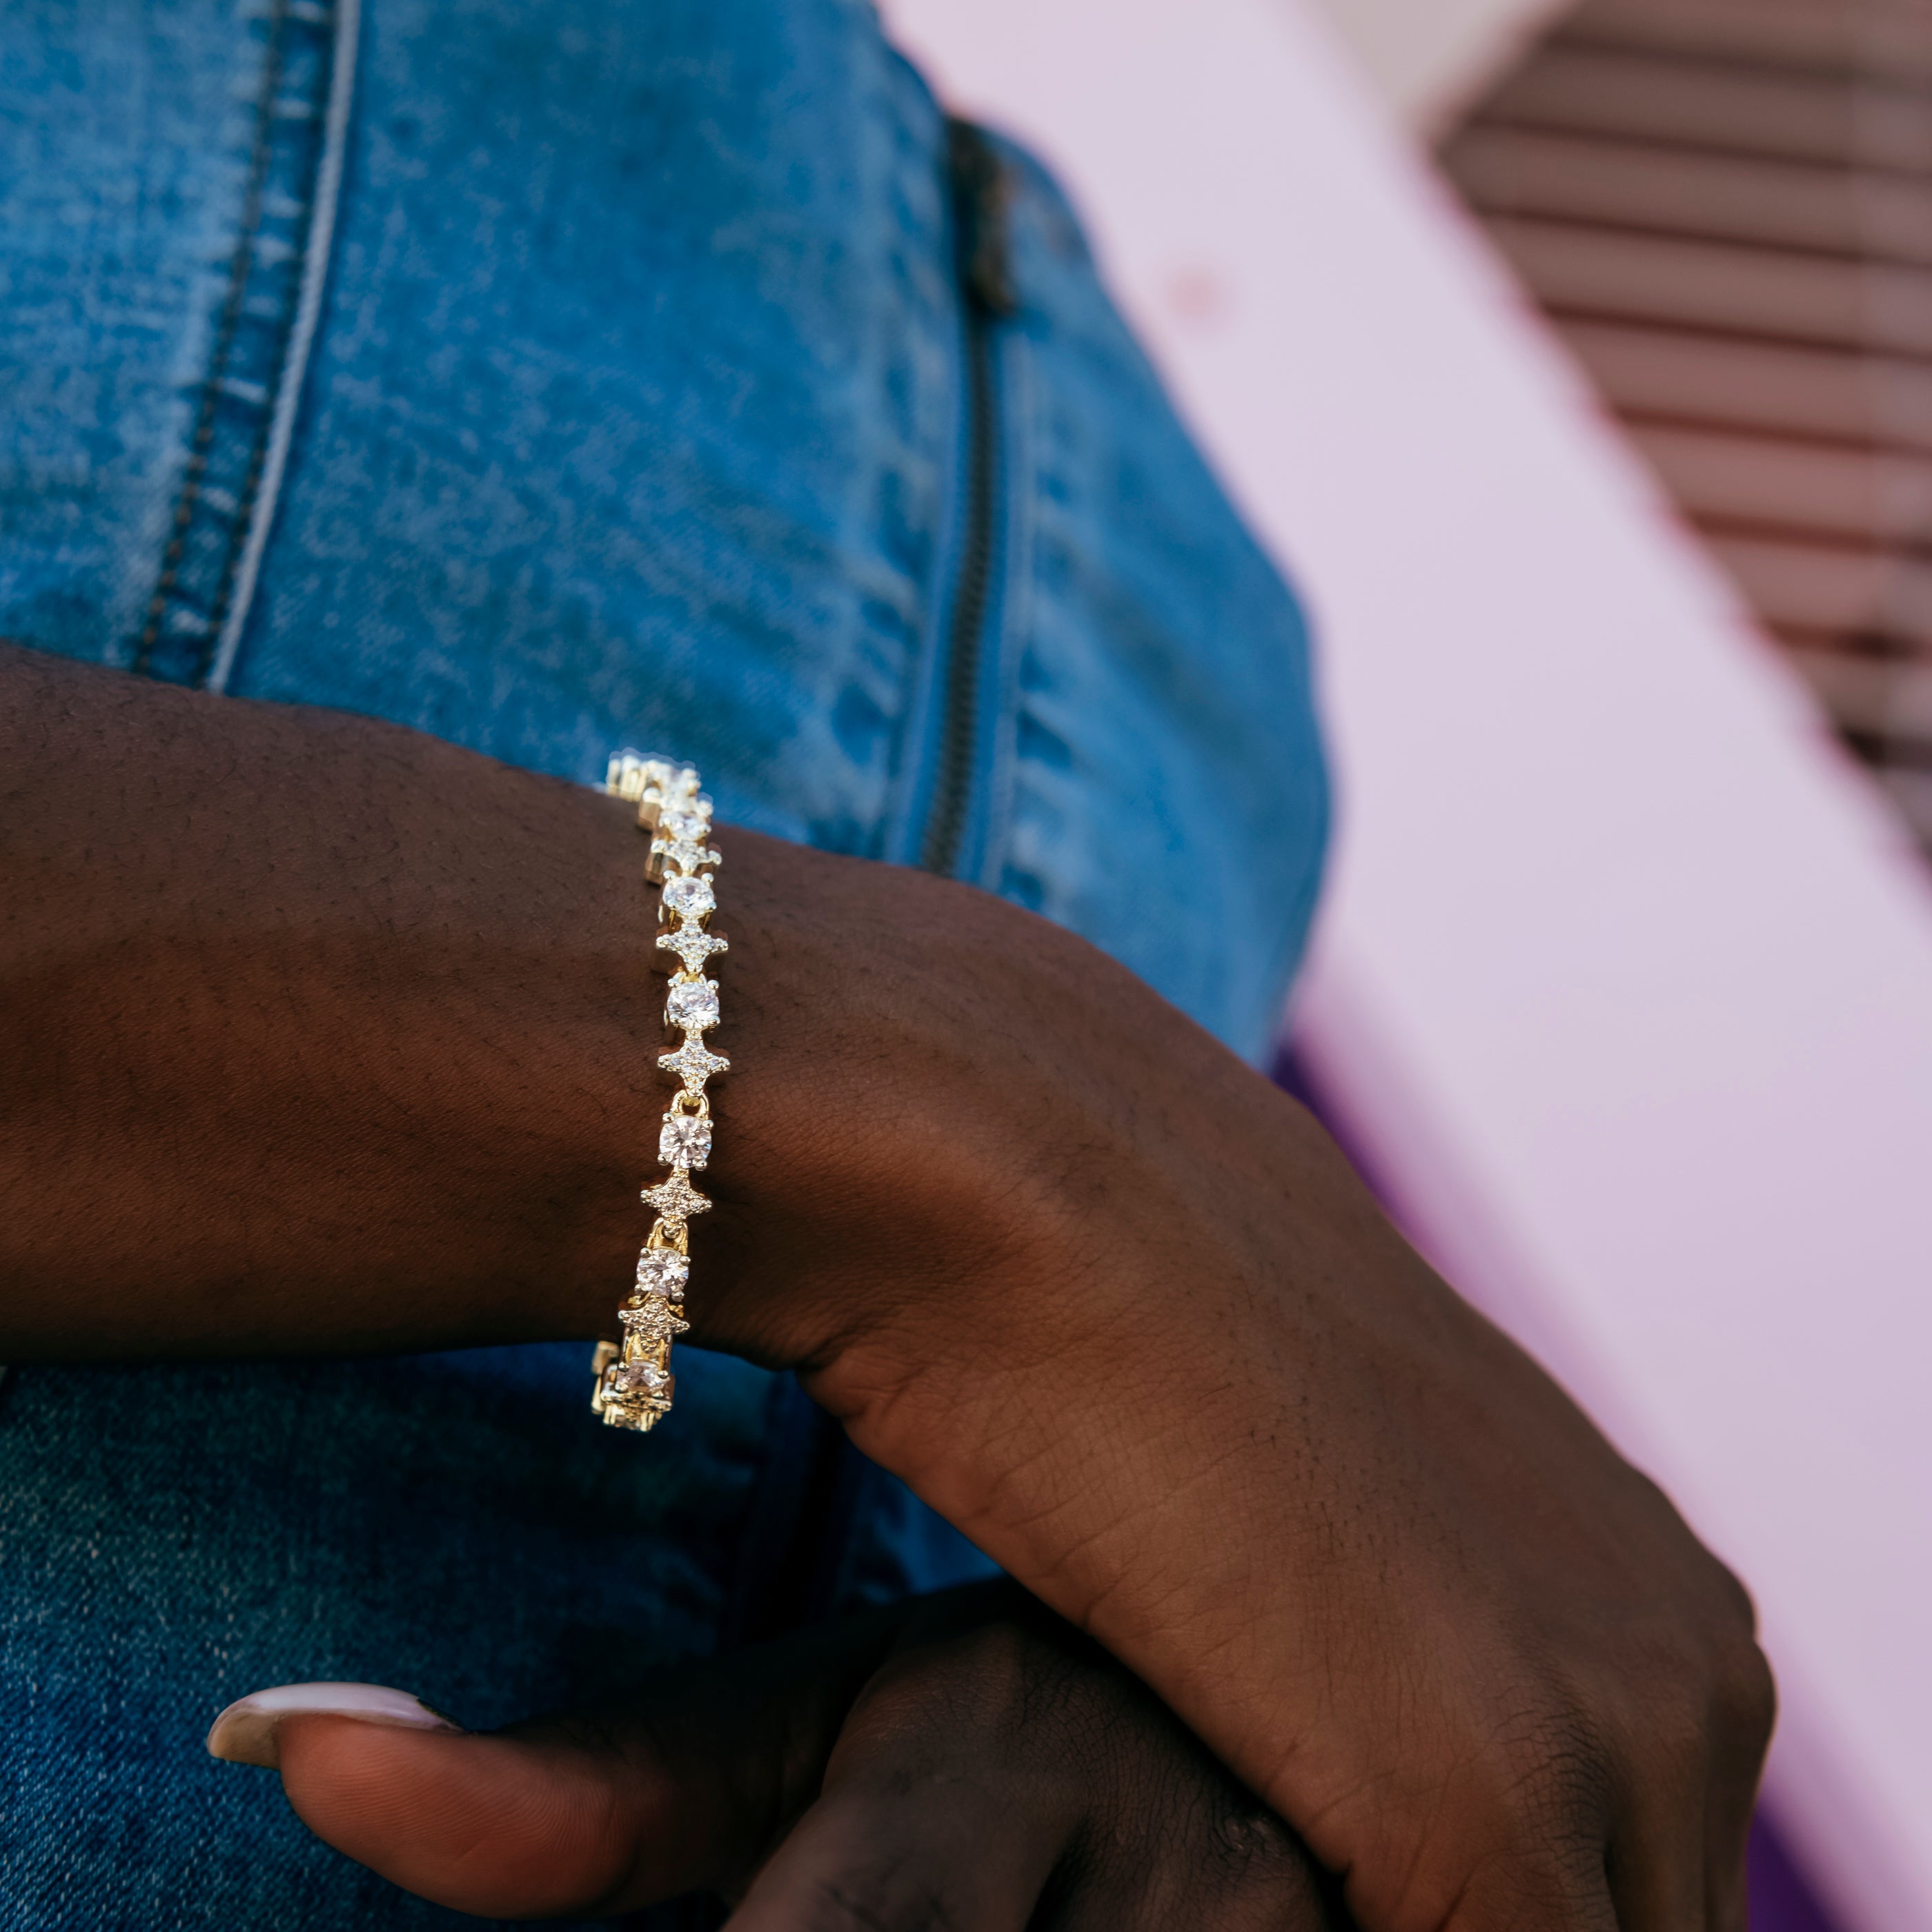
[635,1249,690,1299]
[659,1112,713,1168]
[665,978,719,1029]
[663,874,715,918]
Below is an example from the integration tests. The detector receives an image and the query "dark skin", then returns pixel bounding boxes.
[265,1581,1350,1927]
[1,641,1774,1932]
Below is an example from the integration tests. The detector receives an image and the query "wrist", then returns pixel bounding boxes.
[669,830,1045,1365]
[683,827,1263,1403]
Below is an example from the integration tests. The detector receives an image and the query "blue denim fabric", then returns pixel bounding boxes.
[0,0,1328,1924]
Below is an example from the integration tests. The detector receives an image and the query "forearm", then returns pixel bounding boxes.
[0,642,1191,1374]
[1,644,662,1352]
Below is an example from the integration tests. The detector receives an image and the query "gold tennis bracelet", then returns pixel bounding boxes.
[591,752,727,1432]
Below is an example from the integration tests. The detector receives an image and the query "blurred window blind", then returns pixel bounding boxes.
[1442,0,1932,853]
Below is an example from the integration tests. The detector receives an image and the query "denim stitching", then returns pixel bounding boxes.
[972,313,1033,896]
[206,0,359,695]
[131,0,342,687]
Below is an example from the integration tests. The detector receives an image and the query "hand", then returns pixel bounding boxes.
[3,646,1773,1932]
[711,860,1777,1932]
[208,1581,1343,1929]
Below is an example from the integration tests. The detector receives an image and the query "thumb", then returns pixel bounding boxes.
[262,1705,676,1918]
[207,1615,905,1919]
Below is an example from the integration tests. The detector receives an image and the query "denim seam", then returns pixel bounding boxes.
[206,0,359,696]
[130,0,343,687]
[970,320,1033,896]
[877,106,969,867]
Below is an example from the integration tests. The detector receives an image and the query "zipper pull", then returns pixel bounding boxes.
[947,119,1018,318]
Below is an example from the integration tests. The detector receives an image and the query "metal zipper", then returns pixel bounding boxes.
[920,121,1016,877]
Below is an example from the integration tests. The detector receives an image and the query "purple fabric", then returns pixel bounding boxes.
[1749,1816,1841,1932]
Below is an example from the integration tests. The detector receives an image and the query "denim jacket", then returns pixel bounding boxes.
[0,1,1327,1923]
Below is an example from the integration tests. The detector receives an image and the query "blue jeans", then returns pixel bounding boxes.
[0,0,1328,1923]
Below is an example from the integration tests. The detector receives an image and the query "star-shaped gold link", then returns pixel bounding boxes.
[641,1170,711,1224]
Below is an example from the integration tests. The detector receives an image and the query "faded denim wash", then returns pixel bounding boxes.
[0,0,1329,1924]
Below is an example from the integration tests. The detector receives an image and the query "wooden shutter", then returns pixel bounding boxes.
[1443,0,1932,851]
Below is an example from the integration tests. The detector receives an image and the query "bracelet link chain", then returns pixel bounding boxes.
[592,751,727,1432]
